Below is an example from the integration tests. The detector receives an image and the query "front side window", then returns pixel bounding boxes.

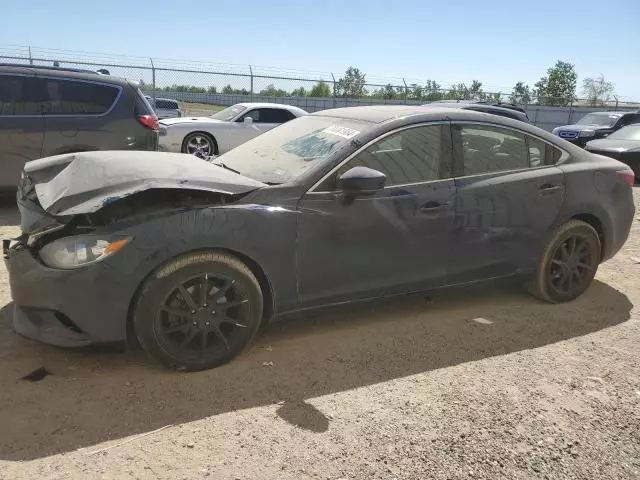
[318,124,447,191]
[240,108,295,124]
[41,79,119,115]
[0,74,42,115]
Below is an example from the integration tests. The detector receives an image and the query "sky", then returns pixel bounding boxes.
[1,0,639,99]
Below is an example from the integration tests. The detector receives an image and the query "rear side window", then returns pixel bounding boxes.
[40,78,120,115]
[458,124,528,175]
[0,74,42,115]
[134,88,155,116]
[527,136,563,167]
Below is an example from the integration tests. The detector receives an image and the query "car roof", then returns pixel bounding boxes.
[311,105,526,124]
[236,102,307,114]
[584,111,628,116]
[0,63,130,86]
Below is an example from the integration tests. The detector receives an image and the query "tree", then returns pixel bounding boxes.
[444,83,469,100]
[468,80,484,100]
[259,84,289,97]
[222,84,234,94]
[207,86,217,94]
[423,80,443,101]
[534,61,577,106]
[509,81,532,105]
[291,86,307,97]
[309,80,332,97]
[336,67,367,98]
[582,75,614,107]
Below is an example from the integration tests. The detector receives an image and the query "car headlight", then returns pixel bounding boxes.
[579,130,595,137]
[39,235,131,269]
[552,127,560,135]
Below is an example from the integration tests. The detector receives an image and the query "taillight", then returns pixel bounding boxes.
[137,114,159,131]
[616,169,635,186]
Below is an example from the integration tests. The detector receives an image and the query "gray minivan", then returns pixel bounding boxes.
[0,64,159,189]
[145,96,182,119]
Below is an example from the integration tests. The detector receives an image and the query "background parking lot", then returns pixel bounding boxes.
[0,190,639,480]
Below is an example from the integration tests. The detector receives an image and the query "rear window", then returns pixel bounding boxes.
[156,99,178,109]
[40,78,120,115]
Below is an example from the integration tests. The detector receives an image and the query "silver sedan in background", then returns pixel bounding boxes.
[158,102,308,158]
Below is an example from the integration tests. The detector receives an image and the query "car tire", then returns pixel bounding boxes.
[181,132,218,159]
[527,220,601,303]
[133,251,263,371]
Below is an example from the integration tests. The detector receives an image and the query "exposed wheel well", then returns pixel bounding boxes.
[181,131,219,155]
[571,213,606,259]
[125,247,274,349]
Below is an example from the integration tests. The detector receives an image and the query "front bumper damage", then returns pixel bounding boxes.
[4,238,133,347]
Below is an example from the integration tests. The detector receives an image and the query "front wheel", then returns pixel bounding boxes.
[133,252,263,371]
[181,132,216,159]
[527,220,601,303]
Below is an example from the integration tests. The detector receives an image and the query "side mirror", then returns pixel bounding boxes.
[243,117,253,125]
[338,166,386,197]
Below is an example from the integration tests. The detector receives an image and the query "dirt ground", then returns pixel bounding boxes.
[0,190,639,480]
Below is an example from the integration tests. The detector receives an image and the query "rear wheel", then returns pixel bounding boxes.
[181,132,217,159]
[133,252,263,371]
[527,220,601,303]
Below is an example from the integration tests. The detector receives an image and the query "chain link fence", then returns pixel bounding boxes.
[1,44,638,128]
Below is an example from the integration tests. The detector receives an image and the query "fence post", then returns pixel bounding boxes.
[249,65,254,98]
[614,95,618,108]
[403,78,408,105]
[150,58,156,104]
[331,72,337,108]
[568,97,574,124]
[28,46,33,65]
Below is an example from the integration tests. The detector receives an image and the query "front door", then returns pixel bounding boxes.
[448,122,566,283]
[296,123,456,306]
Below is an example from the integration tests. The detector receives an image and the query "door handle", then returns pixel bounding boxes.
[538,184,561,194]
[420,201,445,211]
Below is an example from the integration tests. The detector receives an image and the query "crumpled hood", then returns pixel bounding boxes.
[21,150,265,217]
[160,117,224,127]
[585,139,640,152]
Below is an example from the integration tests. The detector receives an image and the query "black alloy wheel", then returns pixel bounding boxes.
[134,252,263,371]
[528,220,601,303]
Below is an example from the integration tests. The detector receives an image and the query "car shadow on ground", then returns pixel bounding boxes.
[0,280,632,460]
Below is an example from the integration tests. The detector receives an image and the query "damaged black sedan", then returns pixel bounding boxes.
[5,106,636,371]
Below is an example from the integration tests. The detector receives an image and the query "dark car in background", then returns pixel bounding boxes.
[552,111,640,147]
[0,64,159,189]
[423,100,530,123]
[586,124,640,180]
[5,106,635,371]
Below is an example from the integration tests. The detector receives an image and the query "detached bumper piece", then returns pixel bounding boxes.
[13,305,92,347]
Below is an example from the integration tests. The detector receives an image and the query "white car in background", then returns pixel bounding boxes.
[158,103,308,158]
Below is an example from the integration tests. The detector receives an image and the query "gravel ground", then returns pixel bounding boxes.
[0,190,639,480]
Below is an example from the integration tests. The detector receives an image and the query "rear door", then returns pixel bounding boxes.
[40,76,122,156]
[0,73,44,188]
[449,122,566,283]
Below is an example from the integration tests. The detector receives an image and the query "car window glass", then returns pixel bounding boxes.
[156,99,178,109]
[527,136,561,167]
[318,125,445,191]
[0,74,42,115]
[242,108,295,124]
[459,124,528,175]
[40,79,119,115]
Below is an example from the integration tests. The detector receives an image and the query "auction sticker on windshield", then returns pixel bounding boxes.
[322,125,360,139]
